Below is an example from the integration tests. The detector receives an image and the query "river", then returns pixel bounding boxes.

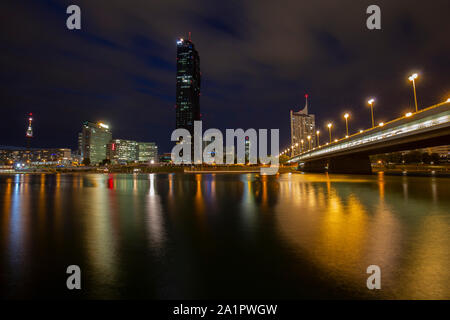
[0,173,448,299]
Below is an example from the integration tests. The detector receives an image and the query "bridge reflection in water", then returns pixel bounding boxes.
[0,173,449,299]
[289,100,450,174]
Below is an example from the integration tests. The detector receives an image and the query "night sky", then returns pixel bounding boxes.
[1,0,449,153]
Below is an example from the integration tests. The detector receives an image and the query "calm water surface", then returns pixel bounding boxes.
[0,173,449,299]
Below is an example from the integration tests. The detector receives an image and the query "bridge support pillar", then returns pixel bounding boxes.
[302,154,372,174]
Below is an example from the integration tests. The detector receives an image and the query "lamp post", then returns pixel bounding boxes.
[344,113,349,137]
[316,130,320,147]
[295,143,298,156]
[327,123,332,143]
[368,99,375,128]
[307,135,312,150]
[300,139,304,153]
[408,73,419,112]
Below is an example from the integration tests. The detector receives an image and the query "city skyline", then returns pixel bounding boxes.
[1,0,449,305]
[1,1,449,154]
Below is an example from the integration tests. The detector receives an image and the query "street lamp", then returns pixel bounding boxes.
[307,135,312,150]
[367,99,375,128]
[408,73,419,112]
[327,123,333,143]
[344,113,349,137]
[316,130,320,147]
[300,139,304,153]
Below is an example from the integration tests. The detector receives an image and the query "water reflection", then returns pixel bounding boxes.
[0,173,449,299]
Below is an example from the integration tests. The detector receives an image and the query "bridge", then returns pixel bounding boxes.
[288,100,450,174]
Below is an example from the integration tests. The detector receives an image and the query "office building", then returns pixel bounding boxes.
[137,142,158,163]
[78,121,112,165]
[290,94,316,155]
[107,140,158,164]
[175,34,201,135]
[0,146,71,165]
[107,139,138,164]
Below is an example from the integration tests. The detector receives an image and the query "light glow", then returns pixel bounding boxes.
[408,73,418,81]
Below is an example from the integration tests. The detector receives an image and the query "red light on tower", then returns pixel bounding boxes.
[305,94,308,99]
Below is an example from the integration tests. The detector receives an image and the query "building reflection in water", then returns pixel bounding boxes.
[275,173,449,299]
[146,173,165,252]
[0,172,448,299]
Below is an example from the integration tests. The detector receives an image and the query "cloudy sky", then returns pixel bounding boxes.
[1,0,449,152]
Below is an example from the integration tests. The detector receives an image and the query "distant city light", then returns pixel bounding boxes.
[405,112,413,117]
[359,129,364,133]
[98,122,109,129]
[177,38,184,45]
[408,73,418,81]
[368,99,375,105]
[379,122,384,127]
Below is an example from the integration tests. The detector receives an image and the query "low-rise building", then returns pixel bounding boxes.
[0,146,72,165]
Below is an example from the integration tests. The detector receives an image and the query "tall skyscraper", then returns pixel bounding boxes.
[175,34,201,136]
[290,94,316,155]
[78,121,112,165]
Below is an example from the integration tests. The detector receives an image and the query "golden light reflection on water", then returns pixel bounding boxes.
[0,173,449,299]
[274,174,449,299]
[146,174,164,251]
[82,174,118,294]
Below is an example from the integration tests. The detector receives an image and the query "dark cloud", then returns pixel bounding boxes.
[1,0,449,152]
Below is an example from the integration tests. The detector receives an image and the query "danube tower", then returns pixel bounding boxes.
[175,33,201,136]
[26,113,33,148]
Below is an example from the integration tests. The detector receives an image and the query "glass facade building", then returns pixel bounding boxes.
[107,139,138,164]
[137,142,158,163]
[176,37,201,135]
[78,121,112,165]
[107,140,158,164]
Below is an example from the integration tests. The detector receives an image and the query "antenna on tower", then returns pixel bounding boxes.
[300,94,309,114]
[188,31,191,41]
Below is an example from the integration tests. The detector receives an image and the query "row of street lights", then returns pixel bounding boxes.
[280,73,427,158]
